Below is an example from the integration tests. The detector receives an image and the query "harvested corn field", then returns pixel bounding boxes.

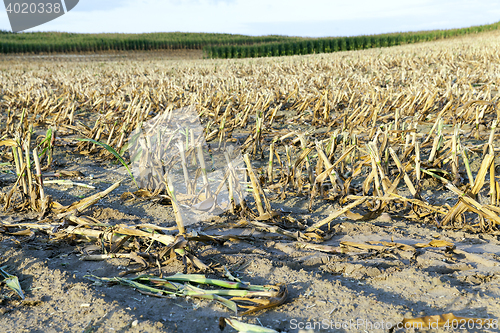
[1,30,500,333]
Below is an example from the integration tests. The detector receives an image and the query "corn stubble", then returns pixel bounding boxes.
[1,31,500,317]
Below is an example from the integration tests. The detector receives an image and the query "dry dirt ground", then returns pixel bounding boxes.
[1,39,500,333]
[1,140,499,333]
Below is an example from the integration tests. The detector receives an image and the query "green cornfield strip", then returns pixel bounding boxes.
[0,30,296,54]
[204,21,500,59]
[1,21,499,57]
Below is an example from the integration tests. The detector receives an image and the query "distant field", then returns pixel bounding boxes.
[0,30,296,54]
[205,21,500,58]
[1,21,499,59]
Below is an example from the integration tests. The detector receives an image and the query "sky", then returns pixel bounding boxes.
[1,0,500,37]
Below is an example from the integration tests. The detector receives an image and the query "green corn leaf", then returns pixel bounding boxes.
[184,285,238,313]
[160,273,264,290]
[77,138,138,188]
[0,267,24,300]
[115,277,176,296]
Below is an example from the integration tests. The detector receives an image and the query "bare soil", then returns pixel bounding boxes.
[1,142,500,333]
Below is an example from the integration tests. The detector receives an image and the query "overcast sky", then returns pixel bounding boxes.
[1,0,500,37]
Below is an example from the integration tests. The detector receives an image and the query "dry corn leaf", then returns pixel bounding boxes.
[414,239,454,248]
[250,220,309,241]
[306,198,367,232]
[54,180,122,219]
[297,242,340,253]
[255,211,280,221]
[44,170,85,178]
[437,154,494,226]
[134,189,155,197]
[344,208,382,221]
[340,241,386,251]
[114,225,175,246]
[69,228,124,243]
[0,139,18,147]
[67,214,109,227]
[236,284,288,316]
[9,229,34,236]
[185,253,210,271]
[366,241,415,252]
[118,251,149,276]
